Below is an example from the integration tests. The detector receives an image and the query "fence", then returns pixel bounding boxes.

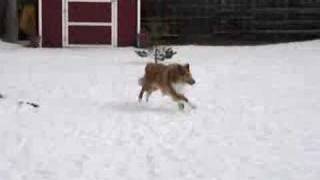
[141,0,320,44]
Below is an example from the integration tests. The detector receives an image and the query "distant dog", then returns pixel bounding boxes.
[138,63,196,110]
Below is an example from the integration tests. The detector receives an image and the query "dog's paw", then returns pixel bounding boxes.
[178,103,185,110]
[188,102,197,109]
[190,104,197,109]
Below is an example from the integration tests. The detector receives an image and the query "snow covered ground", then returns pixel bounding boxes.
[0,40,320,180]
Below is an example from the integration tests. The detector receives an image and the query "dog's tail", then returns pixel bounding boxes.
[138,77,145,86]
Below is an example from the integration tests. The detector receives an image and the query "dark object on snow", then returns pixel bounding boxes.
[156,47,177,61]
[135,46,177,64]
[154,47,177,63]
[135,50,149,58]
[0,94,4,99]
[18,101,40,108]
[164,47,177,59]
[26,102,39,108]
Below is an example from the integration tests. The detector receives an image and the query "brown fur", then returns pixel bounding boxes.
[138,63,196,109]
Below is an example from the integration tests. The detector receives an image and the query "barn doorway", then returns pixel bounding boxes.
[62,0,118,47]
[0,0,38,44]
[18,0,39,46]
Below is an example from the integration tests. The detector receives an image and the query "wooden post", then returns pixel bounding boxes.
[0,0,6,36]
[3,0,18,42]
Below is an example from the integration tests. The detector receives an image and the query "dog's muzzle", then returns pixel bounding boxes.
[188,79,196,85]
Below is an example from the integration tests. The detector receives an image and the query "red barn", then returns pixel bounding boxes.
[39,0,141,47]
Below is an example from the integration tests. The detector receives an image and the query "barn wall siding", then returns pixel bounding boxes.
[41,0,137,47]
[118,0,137,46]
[42,0,62,47]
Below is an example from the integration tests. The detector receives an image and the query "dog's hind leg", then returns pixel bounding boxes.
[139,85,150,102]
[138,87,145,102]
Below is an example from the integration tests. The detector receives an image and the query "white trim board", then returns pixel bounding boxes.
[137,0,141,35]
[112,0,118,46]
[68,0,112,2]
[66,44,113,48]
[62,0,67,47]
[38,0,43,47]
[68,22,112,26]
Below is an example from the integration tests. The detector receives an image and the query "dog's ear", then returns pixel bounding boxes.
[184,63,190,71]
[177,65,186,75]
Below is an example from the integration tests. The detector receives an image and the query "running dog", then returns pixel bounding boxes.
[138,63,196,110]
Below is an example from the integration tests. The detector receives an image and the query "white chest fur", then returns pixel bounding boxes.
[172,83,186,94]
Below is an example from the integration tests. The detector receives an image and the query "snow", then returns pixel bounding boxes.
[0,40,320,180]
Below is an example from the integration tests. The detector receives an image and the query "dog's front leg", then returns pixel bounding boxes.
[167,83,195,110]
[178,102,185,110]
[177,100,197,110]
[145,91,152,102]
[173,96,188,110]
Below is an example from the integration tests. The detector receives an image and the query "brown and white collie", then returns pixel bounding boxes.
[138,63,196,110]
